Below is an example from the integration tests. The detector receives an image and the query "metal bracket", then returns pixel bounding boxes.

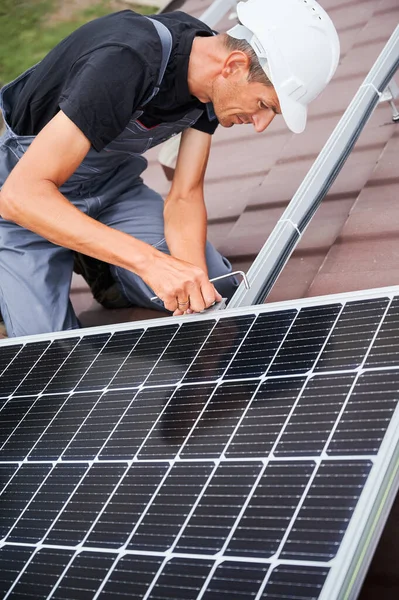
[379,78,399,122]
[150,270,250,311]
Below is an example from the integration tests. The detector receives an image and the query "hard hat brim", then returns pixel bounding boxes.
[262,34,308,134]
[236,1,308,134]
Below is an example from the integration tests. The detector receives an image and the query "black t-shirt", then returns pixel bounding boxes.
[9,10,219,151]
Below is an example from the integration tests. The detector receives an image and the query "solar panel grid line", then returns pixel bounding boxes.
[13,337,82,398]
[63,388,141,461]
[313,299,391,373]
[157,320,221,386]
[102,329,147,390]
[95,388,174,462]
[357,297,393,369]
[23,391,76,461]
[114,462,177,551]
[241,309,300,382]
[0,394,54,455]
[138,556,178,600]
[182,379,263,462]
[266,304,343,377]
[259,377,310,460]
[143,384,220,462]
[239,460,319,565]
[90,551,147,600]
[18,464,93,546]
[0,344,23,381]
[365,296,399,368]
[182,315,257,385]
[43,333,111,395]
[143,320,217,387]
[75,329,146,393]
[67,334,120,394]
[205,460,269,558]
[317,409,399,600]
[184,560,219,600]
[313,372,360,462]
[0,341,51,399]
[298,302,346,375]
[68,462,132,550]
[159,462,220,555]
[45,549,82,600]
[3,544,41,599]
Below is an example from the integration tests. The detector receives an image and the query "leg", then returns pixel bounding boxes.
[97,181,237,310]
[0,219,79,337]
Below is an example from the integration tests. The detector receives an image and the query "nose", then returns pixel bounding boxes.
[252,109,276,133]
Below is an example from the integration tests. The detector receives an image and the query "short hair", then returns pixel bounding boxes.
[222,34,273,87]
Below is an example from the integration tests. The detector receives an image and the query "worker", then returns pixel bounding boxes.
[0,0,339,338]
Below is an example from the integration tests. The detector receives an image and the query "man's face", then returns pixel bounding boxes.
[211,74,281,133]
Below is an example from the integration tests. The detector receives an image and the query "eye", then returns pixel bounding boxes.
[258,100,269,110]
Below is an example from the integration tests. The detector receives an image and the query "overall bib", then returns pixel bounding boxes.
[0,18,235,338]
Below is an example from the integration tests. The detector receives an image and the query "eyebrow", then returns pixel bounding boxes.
[262,99,282,115]
[271,103,282,115]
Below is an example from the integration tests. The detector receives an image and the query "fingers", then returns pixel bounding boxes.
[148,253,224,314]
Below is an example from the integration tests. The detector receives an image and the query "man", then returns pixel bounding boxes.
[0,0,339,338]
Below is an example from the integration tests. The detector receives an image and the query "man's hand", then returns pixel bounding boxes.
[145,251,222,315]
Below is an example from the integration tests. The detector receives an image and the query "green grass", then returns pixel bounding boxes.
[0,0,159,84]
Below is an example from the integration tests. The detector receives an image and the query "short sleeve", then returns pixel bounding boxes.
[59,46,153,151]
[191,108,219,135]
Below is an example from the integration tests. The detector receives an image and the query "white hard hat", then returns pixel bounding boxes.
[227,0,340,133]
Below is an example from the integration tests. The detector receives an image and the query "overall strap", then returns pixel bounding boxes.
[143,17,173,105]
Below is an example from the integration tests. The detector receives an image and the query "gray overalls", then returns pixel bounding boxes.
[0,18,235,338]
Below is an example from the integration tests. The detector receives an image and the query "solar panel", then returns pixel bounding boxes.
[1,286,399,600]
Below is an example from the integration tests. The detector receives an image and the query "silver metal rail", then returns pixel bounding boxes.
[229,25,399,309]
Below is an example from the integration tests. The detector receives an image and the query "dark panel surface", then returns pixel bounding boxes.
[6,463,87,543]
[45,463,127,546]
[268,304,341,375]
[175,462,263,554]
[180,381,259,458]
[224,310,297,379]
[97,555,163,599]
[62,389,137,460]
[128,463,214,552]
[75,329,143,391]
[202,561,269,599]
[109,324,179,389]
[328,370,399,456]
[145,321,215,385]
[84,463,168,548]
[52,552,117,599]
[281,461,372,560]
[366,296,399,367]
[1,293,399,600]
[260,565,330,599]
[138,384,214,459]
[44,333,110,393]
[146,558,213,600]
[6,548,74,598]
[13,338,79,397]
[226,461,315,558]
[0,341,49,397]
[225,377,305,457]
[0,546,34,597]
[314,298,388,371]
[0,464,52,538]
[183,315,255,383]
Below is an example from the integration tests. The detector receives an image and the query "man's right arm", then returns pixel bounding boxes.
[0,110,220,313]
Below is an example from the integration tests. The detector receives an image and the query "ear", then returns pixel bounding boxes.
[221,50,250,80]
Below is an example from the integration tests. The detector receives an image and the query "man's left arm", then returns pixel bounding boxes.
[163,127,212,275]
